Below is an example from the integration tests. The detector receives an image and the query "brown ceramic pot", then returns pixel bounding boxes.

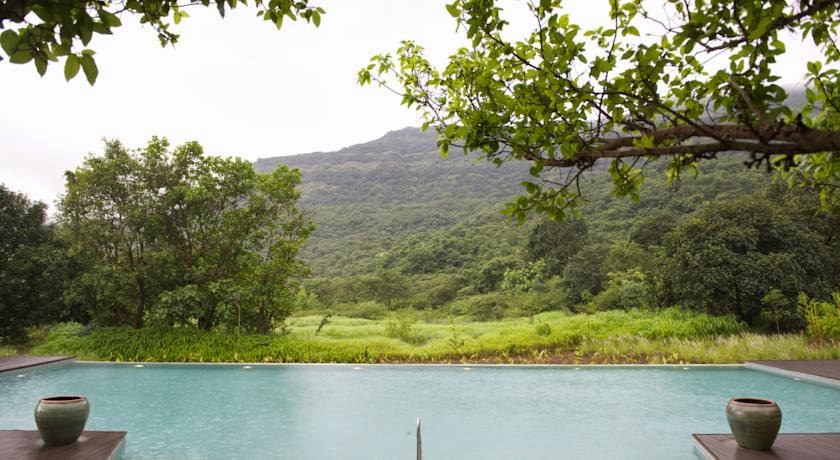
[726,397,782,450]
[34,395,90,447]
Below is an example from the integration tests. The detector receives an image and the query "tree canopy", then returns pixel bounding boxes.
[0,185,76,339]
[0,0,323,83]
[661,192,836,327]
[59,137,313,331]
[360,0,840,220]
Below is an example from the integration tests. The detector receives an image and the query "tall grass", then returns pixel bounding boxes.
[0,344,16,357]
[30,309,840,364]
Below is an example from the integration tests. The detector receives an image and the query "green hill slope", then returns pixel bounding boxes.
[255,127,773,278]
[255,127,533,275]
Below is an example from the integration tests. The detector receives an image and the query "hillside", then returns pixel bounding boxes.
[255,127,533,275]
[255,127,774,277]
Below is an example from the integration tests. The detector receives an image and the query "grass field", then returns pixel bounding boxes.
[26,308,840,364]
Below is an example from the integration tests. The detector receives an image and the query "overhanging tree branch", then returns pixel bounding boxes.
[360,0,840,219]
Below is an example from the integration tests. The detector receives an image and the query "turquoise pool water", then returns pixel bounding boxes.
[1,363,839,459]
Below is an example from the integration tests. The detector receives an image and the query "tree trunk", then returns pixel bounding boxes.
[133,274,146,329]
[199,299,215,331]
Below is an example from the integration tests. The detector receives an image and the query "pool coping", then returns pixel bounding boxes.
[67,360,840,388]
[73,360,744,368]
[20,359,840,389]
[0,356,74,374]
[744,361,840,389]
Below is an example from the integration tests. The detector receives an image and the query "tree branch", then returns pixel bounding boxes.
[535,123,840,168]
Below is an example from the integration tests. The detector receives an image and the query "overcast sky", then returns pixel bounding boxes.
[0,1,821,210]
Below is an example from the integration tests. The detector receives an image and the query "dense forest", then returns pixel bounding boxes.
[252,127,840,333]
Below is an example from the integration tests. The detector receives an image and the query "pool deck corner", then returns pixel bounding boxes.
[0,355,74,374]
[0,430,126,460]
[745,359,840,387]
[694,360,840,460]
[693,433,840,460]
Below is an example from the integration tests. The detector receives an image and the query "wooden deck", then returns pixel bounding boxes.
[0,431,125,460]
[0,356,73,374]
[694,433,840,460]
[745,360,840,386]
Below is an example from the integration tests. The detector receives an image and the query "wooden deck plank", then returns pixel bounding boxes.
[744,359,840,383]
[694,433,840,460]
[0,356,73,374]
[0,431,125,460]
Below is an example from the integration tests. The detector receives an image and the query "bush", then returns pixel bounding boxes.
[463,293,509,321]
[505,288,565,316]
[29,322,87,352]
[333,301,389,320]
[535,323,552,336]
[0,344,15,356]
[409,274,465,308]
[592,269,650,311]
[500,260,547,293]
[384,313,428,345]
[800,293,840,342]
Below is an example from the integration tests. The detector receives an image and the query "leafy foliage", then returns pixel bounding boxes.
[526,217,587,276]
[0,185,80,340]
[800,293,840,342]
[59,137,313,331]
[660,193,835,326]
[0,0,324,82]
[362,1,840,219]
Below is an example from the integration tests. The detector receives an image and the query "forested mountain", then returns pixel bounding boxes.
[251,126,840,332]
[255,127,533,276]
[254,126,771,278]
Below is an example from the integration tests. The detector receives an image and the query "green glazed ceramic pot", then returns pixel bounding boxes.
[726,397,782,450]
[34,395,90,447]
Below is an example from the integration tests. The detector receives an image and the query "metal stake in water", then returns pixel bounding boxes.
[416,418,422,460]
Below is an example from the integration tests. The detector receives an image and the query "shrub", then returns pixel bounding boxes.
[0,344,15,356]
[501,260,546,293]
[463,293,509,321]
[800,293,840,342]
[592,269,650,311]
[384,313,427,345]
[334,301,389,319]
[506,288,565,316]
[535,323,552,336]
[29,322,87,353]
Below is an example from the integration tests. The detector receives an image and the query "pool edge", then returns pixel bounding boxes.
[744,362,840,389]
[72,360,745,369]
[691,434,716,460]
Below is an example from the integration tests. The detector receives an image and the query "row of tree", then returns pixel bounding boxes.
[1,138,312,340]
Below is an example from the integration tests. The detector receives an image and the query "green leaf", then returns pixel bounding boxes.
[100,11,122,27]
[64,55,80,81]
[0,30,19,55]
[79,20,93,46]
[445,3,460,17]
[749,16,773,41]
[9,50,33,64]
[35,56,47,76]
[81,54,98,84]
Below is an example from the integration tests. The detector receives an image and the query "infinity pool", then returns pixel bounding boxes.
[1,363,839,459]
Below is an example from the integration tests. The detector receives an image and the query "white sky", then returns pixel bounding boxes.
[0,1,822,210]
